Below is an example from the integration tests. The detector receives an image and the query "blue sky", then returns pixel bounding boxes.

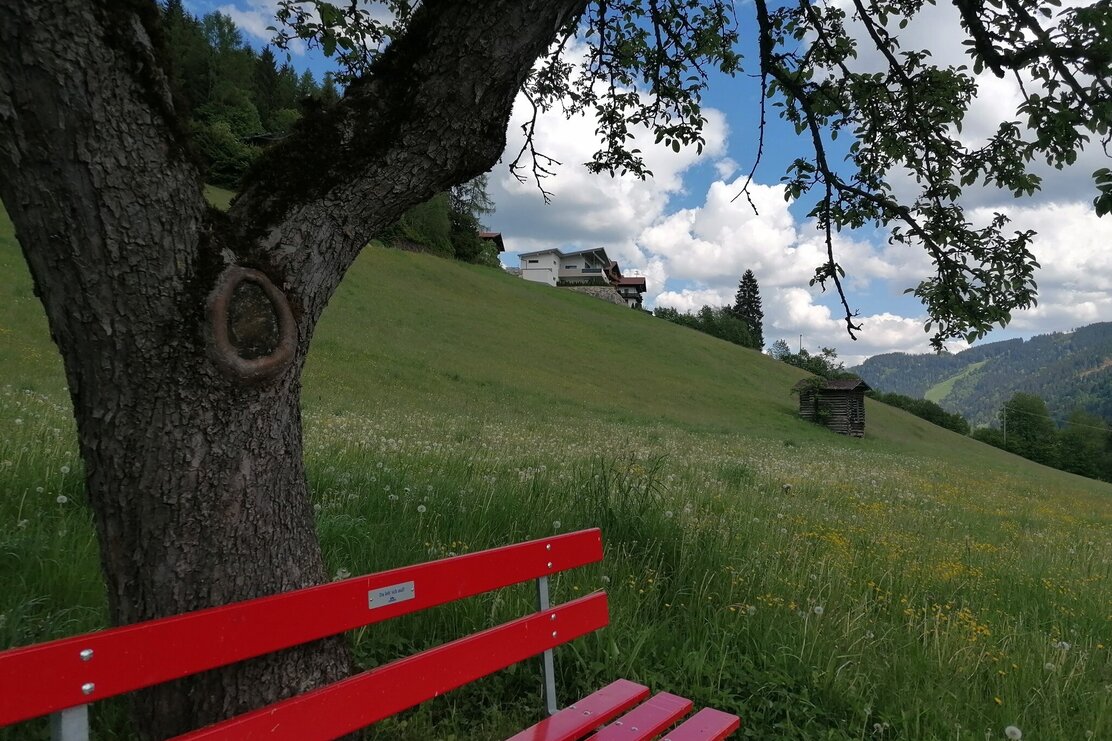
[185,0,1112,365]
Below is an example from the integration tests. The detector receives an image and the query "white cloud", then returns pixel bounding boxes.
[214,0,396,55]
[216,1,283,45]
[970,201,1112,335]
[714,158,739,179]
[490,84,729,268]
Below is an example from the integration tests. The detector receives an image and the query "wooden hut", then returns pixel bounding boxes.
[793,378,871,437]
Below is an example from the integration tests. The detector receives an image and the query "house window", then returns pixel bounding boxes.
[564,264,576,269]
[528,259,539,264]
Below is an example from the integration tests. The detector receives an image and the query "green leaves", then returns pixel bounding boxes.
[748,0,1110,349]
[1095,168,1112,217]
[271,1,415,85]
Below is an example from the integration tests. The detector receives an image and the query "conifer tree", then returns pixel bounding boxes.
[296,69,319,99]
[732,269,764,349]
[252,46,280,129]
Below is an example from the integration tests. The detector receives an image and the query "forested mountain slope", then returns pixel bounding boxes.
[852,323,1112,425]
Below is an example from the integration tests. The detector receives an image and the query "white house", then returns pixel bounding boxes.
[517,247,647,308]
[518,247,612,286]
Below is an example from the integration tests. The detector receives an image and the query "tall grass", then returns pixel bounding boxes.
[7,393,1109,739]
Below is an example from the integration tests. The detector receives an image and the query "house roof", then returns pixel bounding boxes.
[792,378,871,392]
[479,231,505,253]
[614,276,647,291]
[517,247,611,261]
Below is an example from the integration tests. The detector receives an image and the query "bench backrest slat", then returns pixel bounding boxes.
[177,592,610,740]
[0,528,603,726]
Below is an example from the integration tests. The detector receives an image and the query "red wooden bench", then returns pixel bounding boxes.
[0,528,739,740]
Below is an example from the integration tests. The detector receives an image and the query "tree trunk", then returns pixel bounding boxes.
[0,3,351,737]
[0,0,587,737]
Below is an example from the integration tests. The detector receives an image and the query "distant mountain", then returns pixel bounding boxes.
[851,323,1112,426]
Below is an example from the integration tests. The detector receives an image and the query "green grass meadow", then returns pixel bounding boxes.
[925,361,989,406]
[2,191,1111,739]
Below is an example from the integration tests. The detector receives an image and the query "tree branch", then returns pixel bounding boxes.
[229,0,590,324]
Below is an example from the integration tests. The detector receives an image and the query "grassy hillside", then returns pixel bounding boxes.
[2,198,1111,740]
[924,360,988,404]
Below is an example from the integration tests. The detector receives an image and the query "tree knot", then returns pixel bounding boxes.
[206,266,296,384]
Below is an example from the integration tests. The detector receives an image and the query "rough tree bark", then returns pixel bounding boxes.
[0,0,587,737]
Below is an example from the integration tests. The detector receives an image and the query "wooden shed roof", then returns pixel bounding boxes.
[792,378,871,392]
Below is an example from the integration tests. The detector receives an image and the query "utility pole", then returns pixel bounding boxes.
[799,334,802,353]
[1002,406,1007,448]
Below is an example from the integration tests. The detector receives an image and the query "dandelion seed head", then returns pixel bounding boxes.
[552,520,561,530]
[60,465,70,474]
[417,504,427,514]
[1044,662,1055,671]
[1004,726,1022,740]
[55,494,68,505]
[813,605,824,616]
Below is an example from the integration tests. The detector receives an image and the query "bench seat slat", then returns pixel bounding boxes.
[583,692,693,740]
[0,529,602,726]
[506,679,650,741]
[176,592,610,740]
[661,708,740,741]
